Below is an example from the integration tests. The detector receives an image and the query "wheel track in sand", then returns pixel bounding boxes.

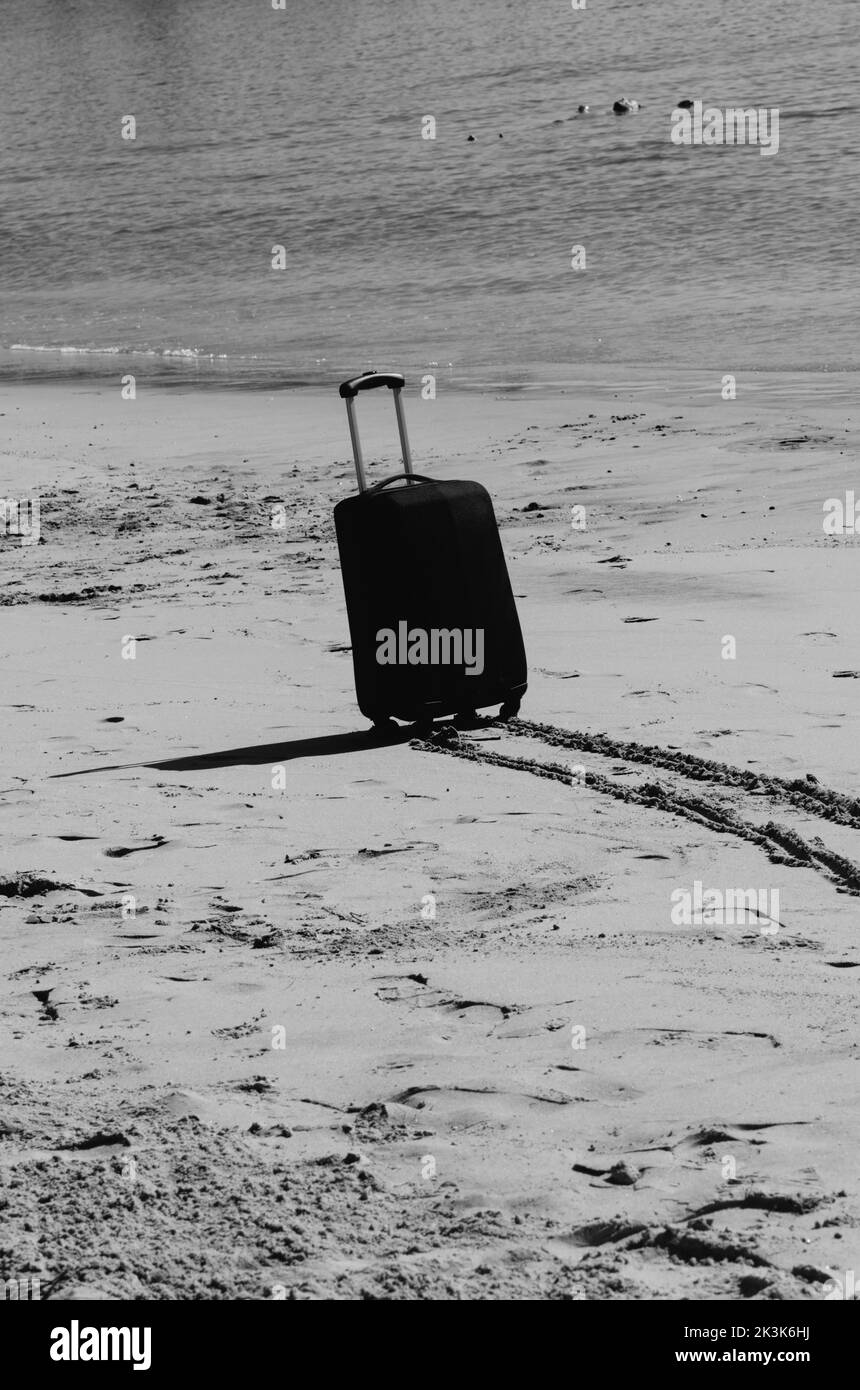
[412,718,860,896]
[514,719,860,829]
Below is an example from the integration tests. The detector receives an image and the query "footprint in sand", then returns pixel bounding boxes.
[103,836,168,858]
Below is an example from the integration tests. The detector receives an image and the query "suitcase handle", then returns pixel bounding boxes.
[365,472,434,495]
[338,371,405,399]
[339,372,413,494]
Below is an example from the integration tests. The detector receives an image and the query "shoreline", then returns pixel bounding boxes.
[3,359,860,404]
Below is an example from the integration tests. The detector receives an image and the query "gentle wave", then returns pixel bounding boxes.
[9,344,234,360]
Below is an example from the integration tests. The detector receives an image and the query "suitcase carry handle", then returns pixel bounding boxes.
[365,472,434,495]
[339,371,413,494]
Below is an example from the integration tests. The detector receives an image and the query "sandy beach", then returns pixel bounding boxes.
[1,370,858,1300]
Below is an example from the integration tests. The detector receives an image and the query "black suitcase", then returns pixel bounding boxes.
[333,371,527,728]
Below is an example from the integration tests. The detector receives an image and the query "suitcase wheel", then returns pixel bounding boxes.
[454,709,479,729]
[370,716,398,734]
[499,697,521,721]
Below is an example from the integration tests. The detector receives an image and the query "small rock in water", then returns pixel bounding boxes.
[613,98,640,114]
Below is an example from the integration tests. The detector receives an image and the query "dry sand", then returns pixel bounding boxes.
[1,370,858,1300]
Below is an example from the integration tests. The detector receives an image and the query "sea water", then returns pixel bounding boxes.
[0,0,856,389]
